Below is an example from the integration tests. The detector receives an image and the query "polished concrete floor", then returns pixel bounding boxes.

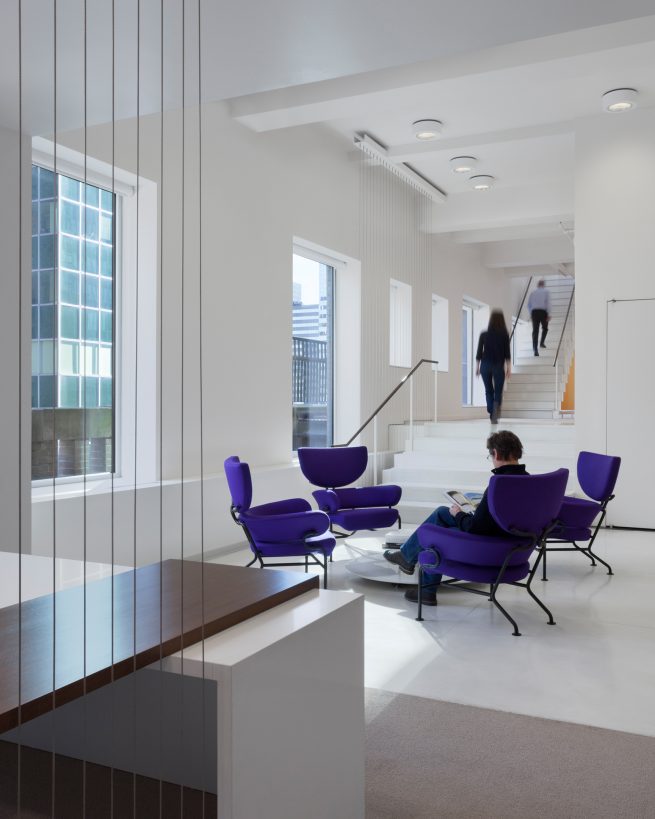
[214,526,655,738]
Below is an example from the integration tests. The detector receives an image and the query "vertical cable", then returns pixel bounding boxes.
[81,0,92,809]
[110,0,116,813]
[159,0,164,815]
[17,0,23,813]
[51,0,59,813]
[180,2,186,814]
[133,1,141,814]
[197,0,206,811]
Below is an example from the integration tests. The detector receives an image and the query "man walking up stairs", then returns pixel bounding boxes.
[503,275,575,420]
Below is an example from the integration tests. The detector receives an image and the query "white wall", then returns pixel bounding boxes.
[29,103,512,560]
[575,108,655,523]
[575,108,655,527]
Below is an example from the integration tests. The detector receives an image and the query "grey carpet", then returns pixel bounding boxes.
[366,689,655,819]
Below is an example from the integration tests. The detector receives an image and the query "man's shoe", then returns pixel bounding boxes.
[383,549,415,575]
[534,350,539,356]
[404,587,437,606]
[490,402,499,424]
[540,343,547,349]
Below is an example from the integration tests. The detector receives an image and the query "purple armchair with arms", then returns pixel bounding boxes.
[224,456,336,588]
[541,451,621,580]
[297,446,402,537]
[415,469,569,636]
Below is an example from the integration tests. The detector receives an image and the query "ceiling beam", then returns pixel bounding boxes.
[386,122,576,162]
[450,218,574,244]
[228,16,655,132]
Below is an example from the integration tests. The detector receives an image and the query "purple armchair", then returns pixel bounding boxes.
[297,446,402,537]
[542,451,621,580]
[415,469,569,636]
[224,456,336,588]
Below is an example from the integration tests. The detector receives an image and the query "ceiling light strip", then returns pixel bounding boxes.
[354,134,447,204]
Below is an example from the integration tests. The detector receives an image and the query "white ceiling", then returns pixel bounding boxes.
[227,15,655,257]
[3,0,655,266]
[2,0,655,134]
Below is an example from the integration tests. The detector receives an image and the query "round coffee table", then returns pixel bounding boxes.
[343,531,417,585]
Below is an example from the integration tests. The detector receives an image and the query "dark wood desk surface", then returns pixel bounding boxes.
[0,559,318,733]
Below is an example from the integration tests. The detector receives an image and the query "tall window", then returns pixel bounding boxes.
[389,279,412,368]
[431,294,449,372]
[292,253,334,450]
[32,165,115,479]
[461,304,473,405]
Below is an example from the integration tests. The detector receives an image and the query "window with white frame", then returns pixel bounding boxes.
[461,303,473,405]
[431,294,449,372]
[462,298,490,407]
[291,251,335,450]
[390,279,412,368]
[31,164,116,480]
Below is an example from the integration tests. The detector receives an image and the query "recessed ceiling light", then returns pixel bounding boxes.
[450,156,477,173]
[469,174,495,191]
[412,119,443,140]
[602,88,638,113]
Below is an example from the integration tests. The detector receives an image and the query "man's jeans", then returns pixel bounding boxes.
[400,506,458,589]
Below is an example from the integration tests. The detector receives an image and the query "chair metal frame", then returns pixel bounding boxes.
[540,451,620,581]
[540,494,615,581]
[229,506,331,588]
[416,521,558,636]
[298,446,402,539]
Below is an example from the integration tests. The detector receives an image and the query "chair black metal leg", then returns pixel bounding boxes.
[586,547,613,575]
[579,506,613,573]
[305,554,308,573]
[398,516,402,529]
[573,540,597,566]
[527,553,556,626]
[541,545,548,581]
[487,555,524,635]
[489,587,521,636]
[323,555,328,589]
[416,568,424,622]
[246,556,257,567]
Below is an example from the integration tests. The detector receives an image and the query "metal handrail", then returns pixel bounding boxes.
[337,358,439,447]
[509,276,532,342]
[553,285,575,367]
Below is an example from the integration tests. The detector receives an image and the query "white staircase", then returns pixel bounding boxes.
[503,276,575,419]
[384,419,578,524]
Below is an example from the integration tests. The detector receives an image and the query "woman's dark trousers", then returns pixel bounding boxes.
[480,360,505,415]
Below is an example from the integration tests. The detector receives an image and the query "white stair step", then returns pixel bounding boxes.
[410,437,575,456]
[504,391,557,402]
[507,373,563,382]
[415,421,576,441]
[392,451,577,470]
[503,398,558,409]
[386,466,498,485]
[501,409,558,419]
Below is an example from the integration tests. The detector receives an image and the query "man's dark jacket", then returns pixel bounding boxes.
[453,464,528,537]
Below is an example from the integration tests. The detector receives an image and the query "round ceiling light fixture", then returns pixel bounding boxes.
[450,156,477,173]
[602,88,638,113]
[412,119,443,140]
[469,174,495,191]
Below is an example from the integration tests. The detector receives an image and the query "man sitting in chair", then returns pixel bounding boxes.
[384,430,528,606]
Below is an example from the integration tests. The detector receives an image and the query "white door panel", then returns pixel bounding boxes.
[606,299,655,528]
